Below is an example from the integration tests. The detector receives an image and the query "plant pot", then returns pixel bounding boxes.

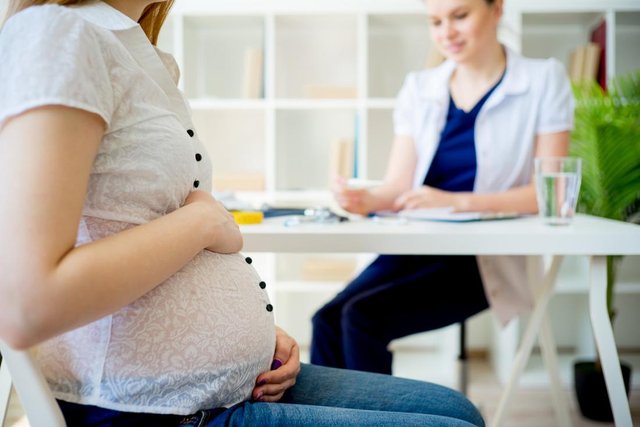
[574,360,632,422]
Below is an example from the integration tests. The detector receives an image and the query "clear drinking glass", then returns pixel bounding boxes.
[534,157,582,225]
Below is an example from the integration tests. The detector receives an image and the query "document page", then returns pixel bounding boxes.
[375,208,519,222]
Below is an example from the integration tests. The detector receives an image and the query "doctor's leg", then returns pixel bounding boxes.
[311,255,430,368]
[341,255,488,374]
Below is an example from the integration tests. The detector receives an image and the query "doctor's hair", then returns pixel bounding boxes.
[4,0,175,45]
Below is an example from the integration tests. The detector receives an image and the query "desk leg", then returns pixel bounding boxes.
[539,314,571,426]
[589,255,632,427]
[491,255,563,427]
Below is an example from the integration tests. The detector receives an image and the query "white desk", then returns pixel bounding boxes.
[242,214,640,427]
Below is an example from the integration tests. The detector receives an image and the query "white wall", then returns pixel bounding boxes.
[0,0,7,22]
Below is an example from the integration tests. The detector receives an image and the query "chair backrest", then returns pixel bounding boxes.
[0,340,66,427]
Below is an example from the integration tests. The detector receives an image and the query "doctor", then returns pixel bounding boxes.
[311,0,574,374]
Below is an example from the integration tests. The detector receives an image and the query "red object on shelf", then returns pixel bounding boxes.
[590,19,607,90]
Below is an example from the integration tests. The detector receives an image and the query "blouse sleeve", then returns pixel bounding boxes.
[536,58,575,135]
[393,73,418,137]
[0,5,114,129]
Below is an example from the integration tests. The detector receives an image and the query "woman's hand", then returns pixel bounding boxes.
[183,191,243,254]
[252,326,301,402]
[393,186,469,211]
[332,175,375,215]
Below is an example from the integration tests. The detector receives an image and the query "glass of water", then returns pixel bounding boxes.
[534,157,582,225]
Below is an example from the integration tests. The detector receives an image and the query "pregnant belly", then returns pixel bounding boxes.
[104,251,276,408]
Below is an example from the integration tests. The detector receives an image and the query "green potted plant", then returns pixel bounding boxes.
[569,70,640,422]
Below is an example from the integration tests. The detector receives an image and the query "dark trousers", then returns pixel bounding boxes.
[310,255,489,374]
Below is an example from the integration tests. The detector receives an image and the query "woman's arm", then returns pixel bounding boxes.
[394,131,570,213]
[333,135,416,215]
[0,106,239,349]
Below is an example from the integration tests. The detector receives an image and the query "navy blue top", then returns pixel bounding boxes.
[423,75,504,192]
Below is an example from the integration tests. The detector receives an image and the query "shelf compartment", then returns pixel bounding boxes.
[183,15,265,99]
[615,11,640,76]
[274,15,358,99]
[368,13,432,98]
[275,109,357,190]
[276,253,359,282]
[521,12,606,71]
[191,109,266,191]
[366,109,394,181]
[274,285,345,346]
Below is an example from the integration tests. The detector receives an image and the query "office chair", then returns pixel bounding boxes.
[0,340,66,427]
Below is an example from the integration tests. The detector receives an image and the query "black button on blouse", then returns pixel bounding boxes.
[187,129,195,137]
[245,257,252,264]
[259,281,266,289]
[193,180,200,188]
[195,153,202,162]
[266,304,273,312]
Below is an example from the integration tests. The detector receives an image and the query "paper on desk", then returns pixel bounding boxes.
[376,207,519,222]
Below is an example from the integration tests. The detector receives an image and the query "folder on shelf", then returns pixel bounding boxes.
[212,173,265,191]
[329,138,354,183]
[569,46,586,81]
[582,42,601,82]
[243,47,263,99]
[303,85,357,99]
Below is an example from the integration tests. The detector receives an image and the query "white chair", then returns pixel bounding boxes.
[0,340,66,427]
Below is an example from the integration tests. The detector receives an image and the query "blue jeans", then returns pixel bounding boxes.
[59,364,484,426]
[311,255,488,373]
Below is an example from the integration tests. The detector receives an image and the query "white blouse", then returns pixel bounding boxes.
[0,1,275,415]
[393,49,574,324]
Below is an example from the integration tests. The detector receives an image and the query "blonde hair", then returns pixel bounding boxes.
[5,0,174,45]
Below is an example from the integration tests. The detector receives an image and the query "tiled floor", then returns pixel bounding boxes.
[4,356,640,427]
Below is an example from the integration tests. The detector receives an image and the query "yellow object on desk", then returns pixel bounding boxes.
[231,211,264,225]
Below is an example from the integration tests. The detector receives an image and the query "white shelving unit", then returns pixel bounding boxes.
[158,0,640,386]
[160,0,434,192]
[159,0,640,191]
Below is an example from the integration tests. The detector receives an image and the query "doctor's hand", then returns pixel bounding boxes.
[331,175,375,216]
[252,326,301,402]
[393,186,469,211]
[183,190,243,254]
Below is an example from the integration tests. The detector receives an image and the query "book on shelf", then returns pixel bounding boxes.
[582,43,601,82]
[329,138,354,184]
[568,43,601,82]
[568,45,586,81]
[243,47,263,99]
[590,19,607,90]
